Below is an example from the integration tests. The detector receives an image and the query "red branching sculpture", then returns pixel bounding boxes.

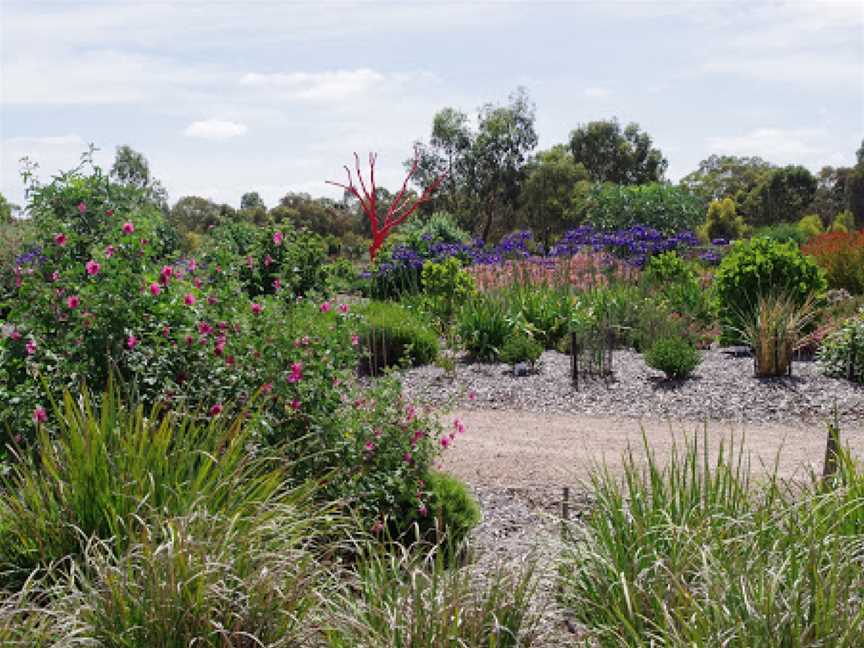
[327,150,446,263]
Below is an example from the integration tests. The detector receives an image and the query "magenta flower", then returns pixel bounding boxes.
[54,233,67,246]
[273,231,283,246]
[273,278,281,291]
[193,278,202,289]
[127,335,138,350]
[320,301,331,313]
[403,452,413,464]
[184,293,196,306]
[440,436,450,449]
[351,334,360,347]
[207,295,218,305]
[287,362,303,383]
[66,295,80,309]
[78,202,87,214]
[418,503,428,517]
[198,322,213,335]
[122,222,135,235]
[150,282,161,296]
[365,441,375,453]
[85,259,101,276]
[188,258,197,272]
[371,520,384,534]
[105,208,114,217]
[210,403,223,416]
[263,254,273,267]
[290,399,301,410]
[51,271,60,282]
[251,303,262,315]
[25,339,36,356]
[261,382,273,394]
[33,406,47,424]
[339,303,349,314]
[104,245,115,258]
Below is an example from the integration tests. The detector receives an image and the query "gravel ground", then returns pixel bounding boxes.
[401,348,864,427]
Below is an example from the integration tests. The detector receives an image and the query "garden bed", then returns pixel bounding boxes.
[401,348,864,427]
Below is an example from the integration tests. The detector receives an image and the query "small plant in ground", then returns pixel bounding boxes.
[416,471,481,553]
[457,293,513,361]
[499,334,543,368]
[421,256,477,328]
[735,291,818,377]
[643,336,701,379]
[357,301,439,372]
[818,307,864,383]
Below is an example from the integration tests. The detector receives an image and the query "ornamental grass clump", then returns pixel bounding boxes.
[558,428,864,647]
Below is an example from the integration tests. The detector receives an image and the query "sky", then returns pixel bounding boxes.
[1,0,862,210]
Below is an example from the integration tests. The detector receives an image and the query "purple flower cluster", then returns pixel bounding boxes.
[14,246,46,268]
[550,226,700,268]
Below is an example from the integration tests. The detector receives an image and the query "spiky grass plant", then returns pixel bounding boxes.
[323,540,543,647]
[558,429,864,647]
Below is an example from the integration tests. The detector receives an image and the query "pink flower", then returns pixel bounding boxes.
[66,295,80,309]
[261,382,273,394]
[339,303,349,314]
[188,258,197,272]
[51,271,60,282]
[351,334,360,347]
[371,520,384,534]
[365,441,375,453]
[105,208,114,217]
[273,231,283,246]
[78,201,86,214]
[33,406,47,424]
[150,282,161,296]
[207,295,218,305]
[273,278,281,291]
[287,362,303,383]
[127,334,138,349]
[54,233,67,246]
[194,278,202,289]
[319,301,331,313]
[104,245,115,258]
[468,390,477,401]
[440,436,450,449]
[263,254,273,267]
[184,293,196,306]
[453,418,465,434]
[246,255,254,270]
[122,222,135,235]
[403,452,413,464]
[10,329,22,341]
[198,321,213,335]
[210,403,223,416]
[251,302,262,315]
[185,335,194,346]
[418,503,428,517]
[162,325,171,337]
[25,339,36,356]
[85,259,100,276]
[290,399,301,410]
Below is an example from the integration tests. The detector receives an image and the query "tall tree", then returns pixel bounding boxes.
[748,165,817,226]
[110,145,168,207]
[240,191,266,210]
[568,118,667,184]
[680,154,774,207]
[0,193,18,223]
[518,145,589,246]
[169,196,233,234]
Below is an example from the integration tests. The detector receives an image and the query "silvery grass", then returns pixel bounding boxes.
[558,429,864,647]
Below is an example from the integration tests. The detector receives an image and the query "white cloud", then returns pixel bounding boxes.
[706,128,829,163]
[183,119,248,140]
[583,87,610,99]
[240,68,389,102]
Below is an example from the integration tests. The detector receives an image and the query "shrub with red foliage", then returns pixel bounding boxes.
[802,230,864,294]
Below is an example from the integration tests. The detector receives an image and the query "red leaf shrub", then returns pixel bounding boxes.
[802,230,864,294]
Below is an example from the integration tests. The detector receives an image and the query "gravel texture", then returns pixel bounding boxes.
[401,348,864,428]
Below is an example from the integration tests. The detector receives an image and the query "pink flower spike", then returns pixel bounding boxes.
[150,282,161,296]
[127,334,138,349]
[273,231,283,246]
[210,403,223,417]
[85,259,100,276]
[122,222,135,235]
[33,406,47,424]
[66,295,80,309]
[184,293,196,306]
[78,201,86,214]
[319,301,331,313]
[251,303,262,315]
[54,233,67,246]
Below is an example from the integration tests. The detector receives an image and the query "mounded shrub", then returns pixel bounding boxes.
[358,301,438,371]
[416,471,481,550]
[644,336,701,379]
[713,237,826,342]
[802,230,864,294]
[818,308,864,383]
[499,334,543,367]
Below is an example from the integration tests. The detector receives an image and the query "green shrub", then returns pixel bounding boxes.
[504,285,572,349]
[582,183,703,234]
[818,307,864,383]
[830,209,856,233]
[698,197,747,242]
[499,334,543,367]
[753,222,809,245]
[397,211,470,255]
[558,429,864,646]
[358,301,438,371]
[417,471,481,550]
[457,294,513,361]
[421,257,476,327]
[797,213,824,240]
[713,237,826,342]
[643,336,701,379]
[642,251,696,286]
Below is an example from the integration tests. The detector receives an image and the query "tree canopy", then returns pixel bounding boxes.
[568,119,667,185]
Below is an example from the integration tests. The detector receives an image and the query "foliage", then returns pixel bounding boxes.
[818,307,864,383]
[558,430,864,647]
[699,197,747,242]
[642,251,694,286]
[830,209,857,233]
[418,471,482,551]
[680,154,774,208]
[0,192,18,223]
[746,164,817,226]
[168,195,234,237]
[581,183,703,234]
[643,336,701,379]
[797,213,824,239]
[110,145,168,207]
[712,237,826,341]
[753,221,809,245]
[420,257,476,327]
[733,292,818,377]
[396,210,470,255]
[568,118,667,184]
[499,334,544,366]
[324,542,542,648]
[457,293,513,361]
[358,301,439,371]
[802,229,864,294]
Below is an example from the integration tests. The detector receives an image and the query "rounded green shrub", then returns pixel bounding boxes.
[417,471,481,550]
[421,257,476,326]
[359,301,439,372]
[644,337,701,379]
[699,197,747,242]
[817,308,864,383]
[499,334,543,367]
[643,251,697,286]
[713,237,826,341]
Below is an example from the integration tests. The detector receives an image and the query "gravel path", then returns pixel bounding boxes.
[402,348,864,427]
